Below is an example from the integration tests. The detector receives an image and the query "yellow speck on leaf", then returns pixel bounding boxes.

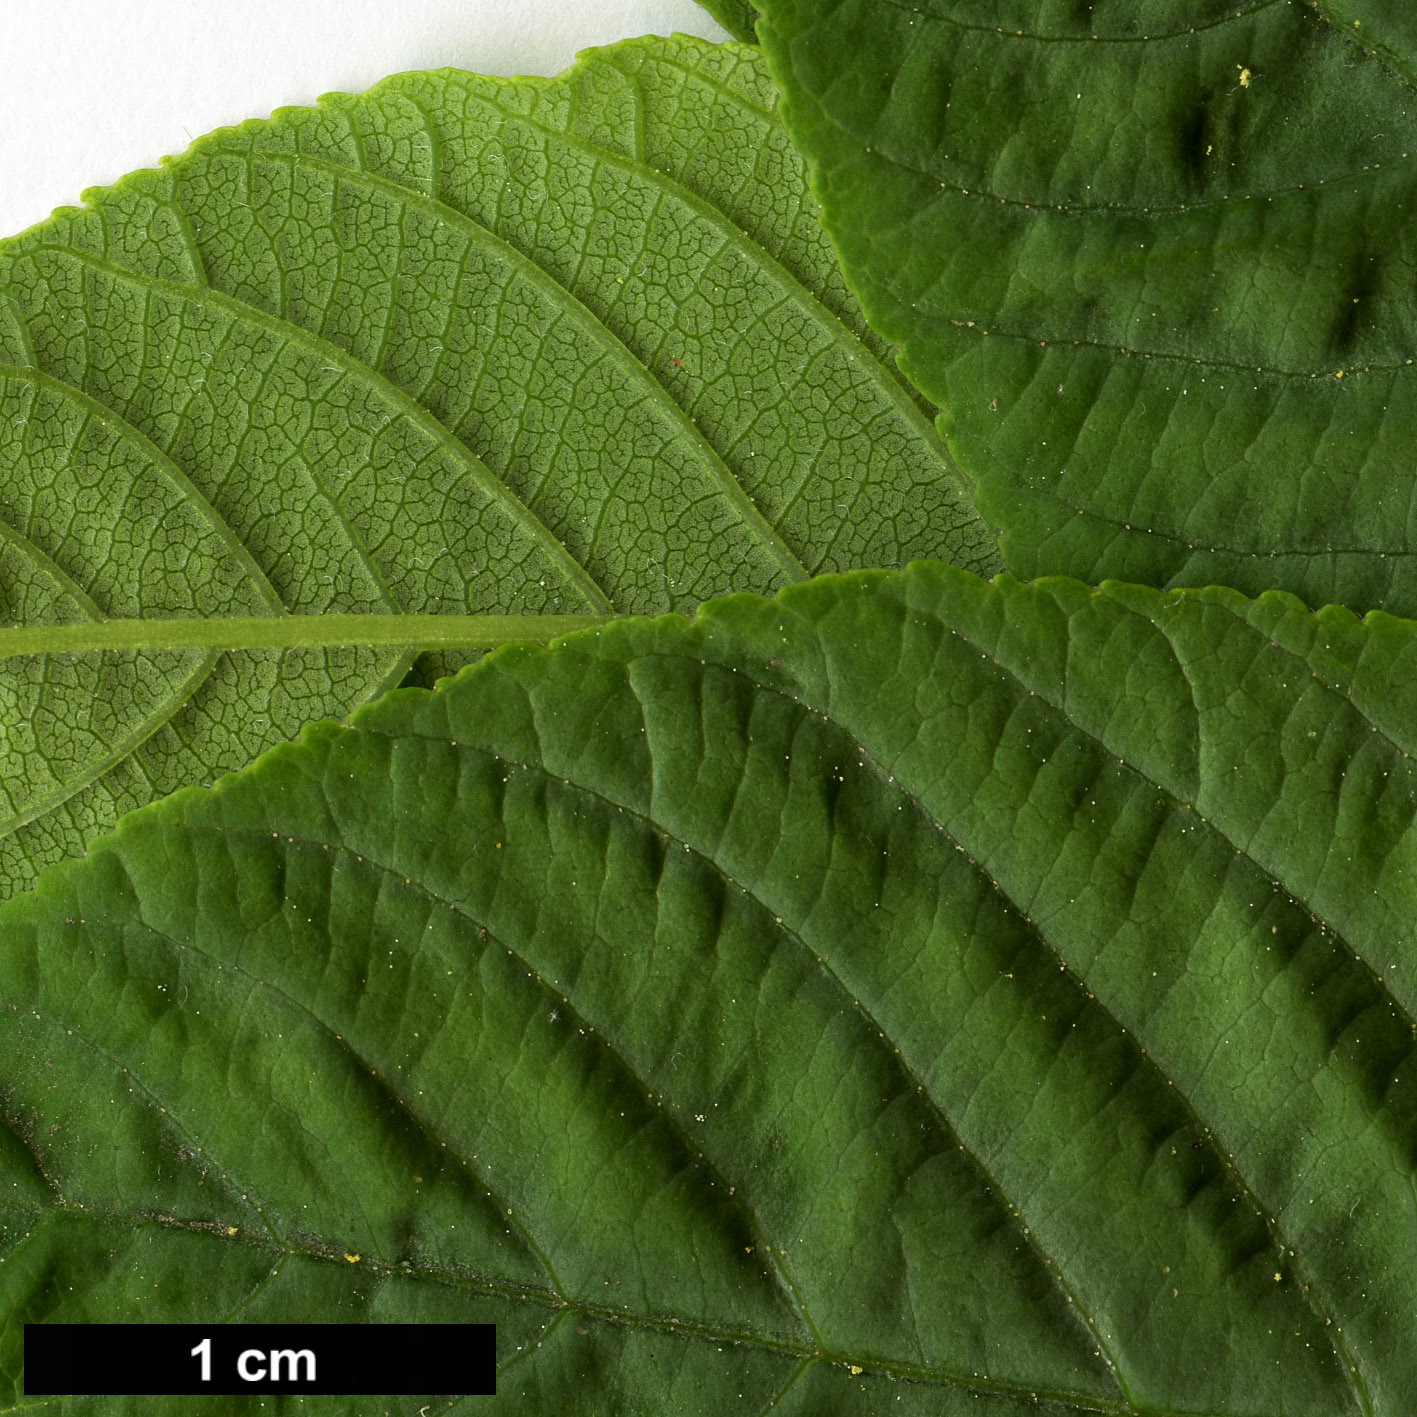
[1238,66,1252,87]
[848,1365,864,1376]
[345,1253,361,1263]
[1336,370,1345,379]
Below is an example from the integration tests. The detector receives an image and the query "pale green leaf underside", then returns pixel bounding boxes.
[0,34,998,900]
[754,0,1417,613]
[5,562,1414,1415]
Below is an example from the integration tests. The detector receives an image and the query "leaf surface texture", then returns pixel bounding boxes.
[4,563,1413,1415]
[0,35,997,899]
[753,0,1417,611]
[694,0,761,41]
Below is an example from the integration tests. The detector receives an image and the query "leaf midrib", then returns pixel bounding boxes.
[0,1191,1148,1414]
[0,614,618,659]
[0,608,608,835]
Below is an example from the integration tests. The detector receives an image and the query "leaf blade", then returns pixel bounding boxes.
[754,0,1417,614]
[693,0,760,44]
[7,563,1414,1413]
[0,35,1000,898]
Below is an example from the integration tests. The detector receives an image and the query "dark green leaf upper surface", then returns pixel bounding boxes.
[694,0,761,42]
[755,0,1417,613]
[5,563,1414,1414]
[0,35,998,900]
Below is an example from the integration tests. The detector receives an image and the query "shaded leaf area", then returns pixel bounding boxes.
[5,564,1414,1415]
[694,0,761,43]
[755,0,1417,611]
[0,35,997,899]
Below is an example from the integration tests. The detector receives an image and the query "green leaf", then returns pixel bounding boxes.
[753,0,1417,613]
[7,561,1414,1414]
[693,0,760,43]
[0,34,998,900]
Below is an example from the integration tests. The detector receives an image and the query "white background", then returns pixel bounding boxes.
[0,1,731,239]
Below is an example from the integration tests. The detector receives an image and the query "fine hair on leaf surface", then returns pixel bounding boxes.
[2,563,1412,1414]
[753,0,1417,616]
[0,33,996,902]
